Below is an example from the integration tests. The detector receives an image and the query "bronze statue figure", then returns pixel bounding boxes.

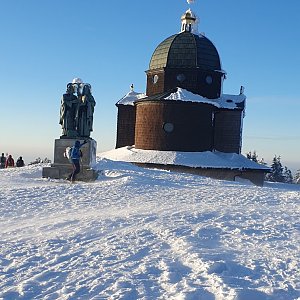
[77,84,96,137]
[59,83,79,137]
[60,80,96,138]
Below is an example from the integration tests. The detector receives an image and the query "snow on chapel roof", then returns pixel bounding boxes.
[117,88,245,109]
[100,146,269,171]
[116,85,146,106]
[163,88,246,110]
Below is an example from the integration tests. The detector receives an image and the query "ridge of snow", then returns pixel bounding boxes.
[100,146,269,170]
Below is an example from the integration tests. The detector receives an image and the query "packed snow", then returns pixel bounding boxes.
[1,155,300,300]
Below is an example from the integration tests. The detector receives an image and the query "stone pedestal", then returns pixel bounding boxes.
[42,138,99,181]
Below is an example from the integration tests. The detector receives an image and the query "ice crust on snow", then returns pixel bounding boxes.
[117,87,246,109]
[101,146,269,170]
[1,159,299,299]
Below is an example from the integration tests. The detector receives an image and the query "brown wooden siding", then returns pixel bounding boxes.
[116,105,136,148]
[135,101,214,151]
[146,69,165,96]
[146,68,222,99]
[213,110,243,153]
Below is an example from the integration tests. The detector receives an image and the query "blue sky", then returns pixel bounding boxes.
[1,0,299,171]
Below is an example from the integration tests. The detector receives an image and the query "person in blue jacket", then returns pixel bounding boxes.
[67,140,87,182]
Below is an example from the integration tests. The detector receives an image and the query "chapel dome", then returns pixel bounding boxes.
[149,31,221,71]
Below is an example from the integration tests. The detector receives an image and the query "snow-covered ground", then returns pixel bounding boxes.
[1,156,300,300]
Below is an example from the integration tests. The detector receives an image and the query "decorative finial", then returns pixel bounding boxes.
[240,86,245,95]
[130,84,134,92]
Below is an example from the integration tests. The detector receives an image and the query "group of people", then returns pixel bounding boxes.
[59,79,96,139]
[0,153,25,168]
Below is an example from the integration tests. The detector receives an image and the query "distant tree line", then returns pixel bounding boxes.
[246,151,299,184]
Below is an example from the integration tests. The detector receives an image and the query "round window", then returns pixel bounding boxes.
[163,122,174,133]
[205,75,213,84]
[176,74,186,82]
[153,74,159,84]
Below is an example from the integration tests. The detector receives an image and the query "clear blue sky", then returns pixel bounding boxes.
[1,0,299,171]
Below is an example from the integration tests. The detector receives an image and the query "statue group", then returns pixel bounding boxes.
[59,79,96,138]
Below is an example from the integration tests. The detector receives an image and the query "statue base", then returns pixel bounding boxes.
[42,138,99,182]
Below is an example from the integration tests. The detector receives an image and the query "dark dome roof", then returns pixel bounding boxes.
[149,31,221,71]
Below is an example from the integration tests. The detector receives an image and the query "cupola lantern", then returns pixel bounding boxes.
[180,9,198,33]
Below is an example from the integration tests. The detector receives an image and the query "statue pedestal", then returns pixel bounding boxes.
[42,138,99,181]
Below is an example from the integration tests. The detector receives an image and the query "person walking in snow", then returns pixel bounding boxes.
[16,156,25,167]
[67,140,87,182]
[5,154,15,168]
[0,153,6,169]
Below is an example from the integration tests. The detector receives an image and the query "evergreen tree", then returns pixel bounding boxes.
[246,151,251,160]
[246,151,258,162]
[251,151,258,162]
[247,152,293,183]
[294,169,300,184]
[283,166,293,184]
[266,155,285,182]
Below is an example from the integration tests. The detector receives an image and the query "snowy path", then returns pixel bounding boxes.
[1,159,300,299]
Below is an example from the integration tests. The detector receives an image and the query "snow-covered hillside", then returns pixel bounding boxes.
[1,156,300,300]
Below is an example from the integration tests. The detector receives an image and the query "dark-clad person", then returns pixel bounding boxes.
[0,153,6,169]
[16,156,25,167]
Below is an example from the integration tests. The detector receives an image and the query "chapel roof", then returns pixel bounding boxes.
[149,31,221,71]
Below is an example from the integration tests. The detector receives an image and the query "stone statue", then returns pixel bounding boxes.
[59,83,79,137]
[76,84,96,137]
